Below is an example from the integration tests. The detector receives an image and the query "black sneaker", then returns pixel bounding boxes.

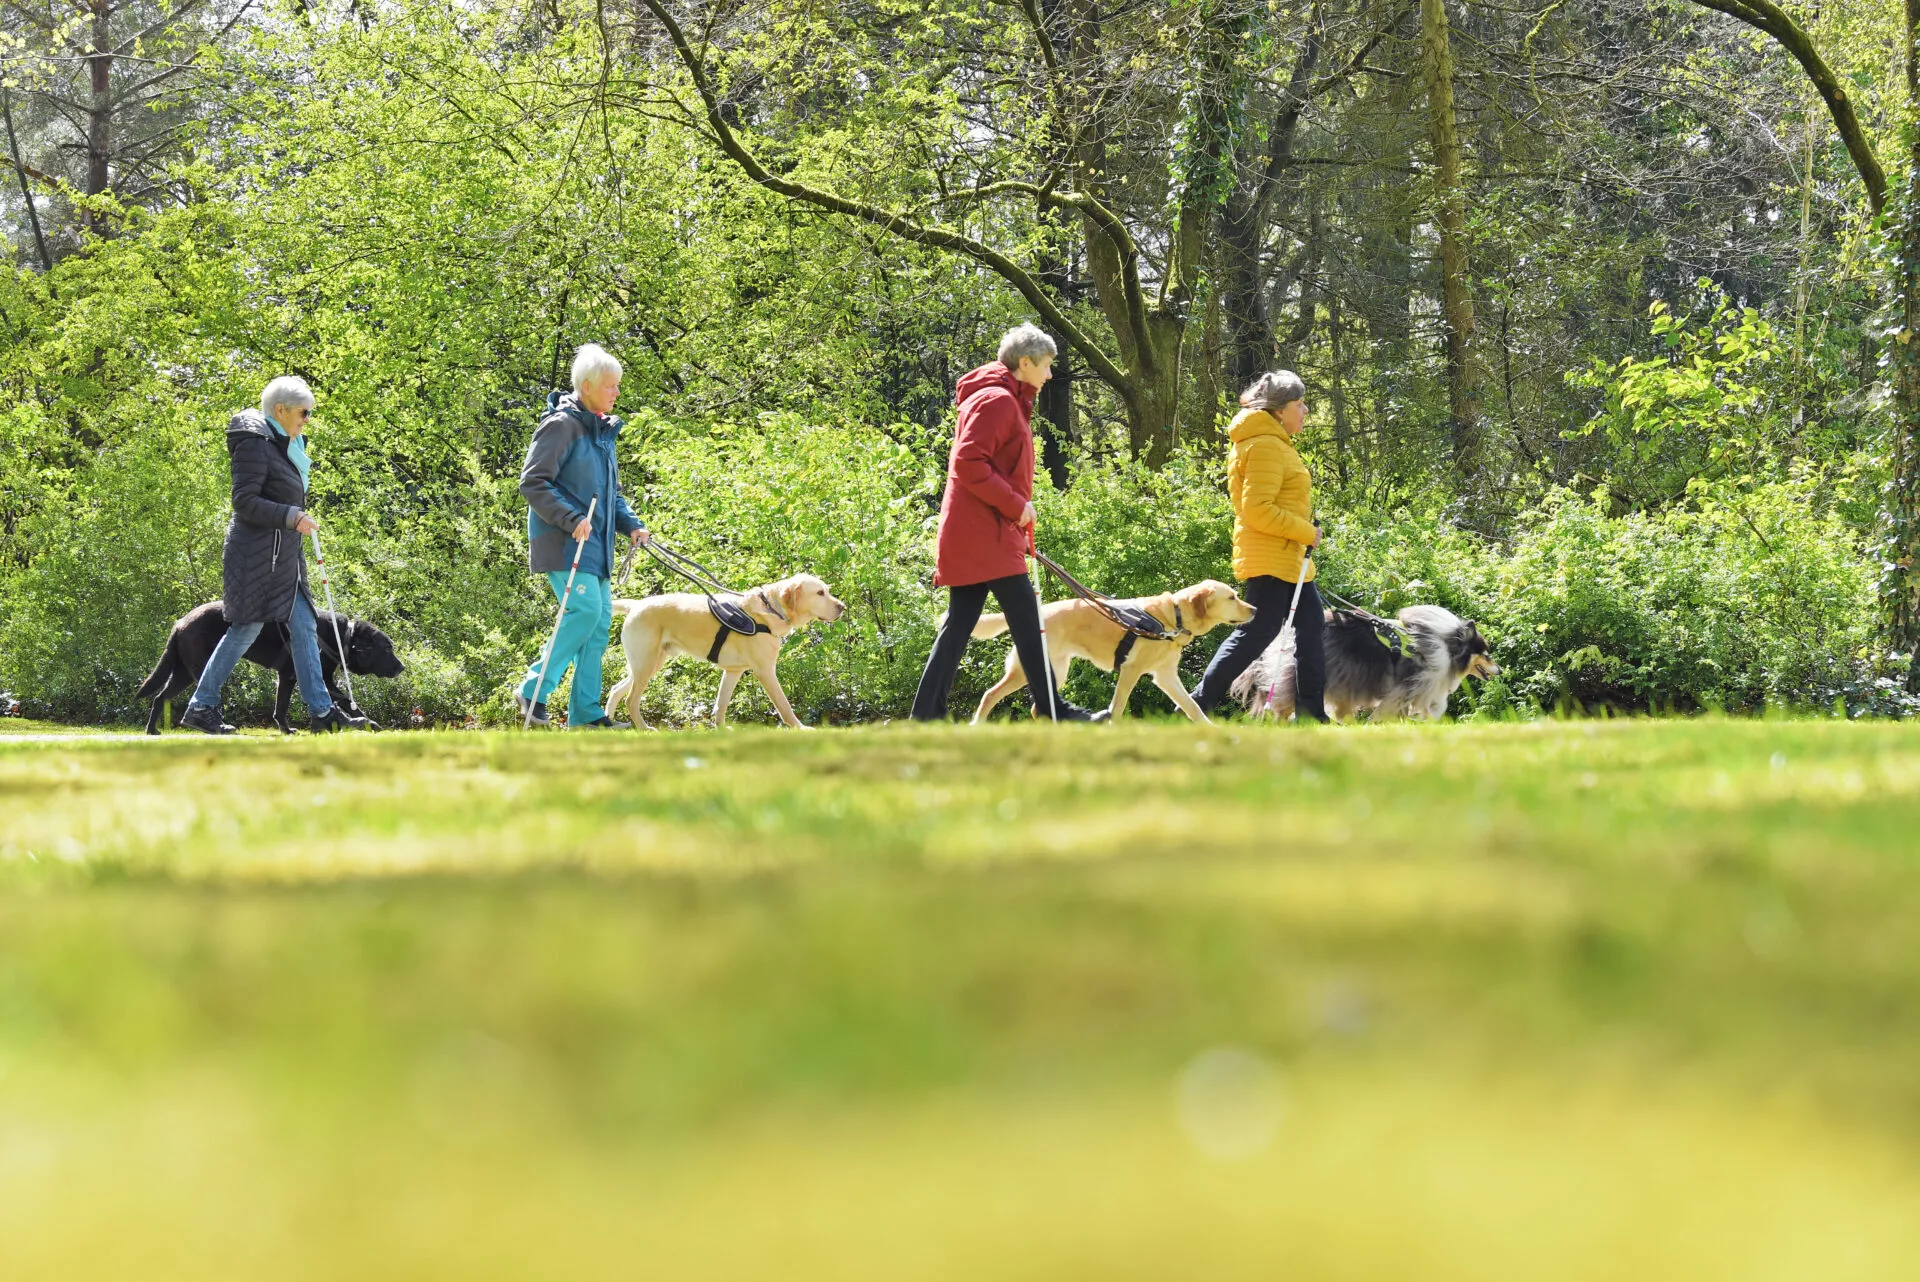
[180,703,234,735]
[514,693,550,727]
[311,706,370,733]
[1038,700,1100,723]
[572,716,617,730]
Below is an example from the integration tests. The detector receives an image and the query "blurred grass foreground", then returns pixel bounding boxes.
[5,719,1920,1280]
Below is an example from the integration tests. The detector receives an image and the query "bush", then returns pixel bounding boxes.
[1318,482,1893,718]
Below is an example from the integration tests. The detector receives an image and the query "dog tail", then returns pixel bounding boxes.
[610,598,642,618]
[1229,629,1295,718]
[972,613,1010,640]
[135,632,180,699]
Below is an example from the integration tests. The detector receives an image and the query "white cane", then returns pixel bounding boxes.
[309,530,357,714]
[525,496,598,729]
[1029,530,1059,722]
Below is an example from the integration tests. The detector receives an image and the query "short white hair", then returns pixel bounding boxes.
[260,375,314,419]
[996,323,1057,368]
[571,343,623,392]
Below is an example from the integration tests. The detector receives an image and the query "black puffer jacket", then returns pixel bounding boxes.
[221,410,311,625]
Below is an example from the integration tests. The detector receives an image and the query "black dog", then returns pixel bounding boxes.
[137,601,405,735]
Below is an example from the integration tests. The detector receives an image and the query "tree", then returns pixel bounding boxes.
[1672,0,1918,681]
[1420,0,1479,484]
[0,0,254,253]
[628,0,1265,467]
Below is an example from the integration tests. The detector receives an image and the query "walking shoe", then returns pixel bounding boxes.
[180,703,234,735]
[310,706,370,733]
[514,693,550,726]
[572,716,617,730]
[1040,701,1101,723]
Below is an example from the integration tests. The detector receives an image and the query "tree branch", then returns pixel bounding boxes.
[635,0,1138,403]
[1683,0,1886,212]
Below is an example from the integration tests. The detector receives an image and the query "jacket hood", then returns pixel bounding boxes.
[1228,407,1287,445]
[547,390,623,437]
[955,361,1034,410]
[228,408,275,438]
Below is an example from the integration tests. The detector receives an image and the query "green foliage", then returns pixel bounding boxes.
[1321,482,1895,718]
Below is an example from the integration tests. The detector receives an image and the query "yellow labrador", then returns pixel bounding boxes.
[970,580,1256,724]
[606,574,846,729]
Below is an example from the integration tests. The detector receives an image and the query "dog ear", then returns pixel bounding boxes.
[782,580,804,613]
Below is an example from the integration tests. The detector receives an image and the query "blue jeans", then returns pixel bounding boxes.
[189,593,334,718]
[519,573,614,723]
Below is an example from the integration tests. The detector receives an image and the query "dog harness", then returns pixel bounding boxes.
[705,591,785,663]
[1110,603,1184,671]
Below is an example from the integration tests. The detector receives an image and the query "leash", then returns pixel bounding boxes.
[642,537,785,638]
[1030,548,1186,643]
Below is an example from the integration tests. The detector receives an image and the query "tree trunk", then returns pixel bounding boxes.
[1329,289,1351,486]
[1421,0,1480,487]
[2,87,51,270]
[83,0,114,236]
[1890,0,1920,685]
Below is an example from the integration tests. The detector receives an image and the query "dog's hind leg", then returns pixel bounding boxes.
[1151,666,1211,725]
[749,664,809,729]
[972,656,1028,724]
[612,643,667,729]
[712,668,744,727]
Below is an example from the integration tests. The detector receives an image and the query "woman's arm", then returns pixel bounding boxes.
[951,394,1027,521]
[229,435,302,530]
[1238,438,1318,544]
[518,416,587,530]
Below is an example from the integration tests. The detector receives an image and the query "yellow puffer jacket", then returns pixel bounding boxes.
[1226,408,1316,583]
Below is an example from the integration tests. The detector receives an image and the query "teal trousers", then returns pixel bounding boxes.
[520,573,614,723]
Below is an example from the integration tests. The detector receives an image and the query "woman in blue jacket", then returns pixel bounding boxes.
[516,344,648,728]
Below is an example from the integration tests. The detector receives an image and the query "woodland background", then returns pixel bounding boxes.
[0,0,1913,725]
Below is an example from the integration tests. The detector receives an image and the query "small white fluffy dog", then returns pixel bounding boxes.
[605,574,846,729]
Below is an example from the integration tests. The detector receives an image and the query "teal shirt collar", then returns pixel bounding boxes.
[267,414,312,488]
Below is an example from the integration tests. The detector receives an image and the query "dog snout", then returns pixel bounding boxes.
[830,596,848,620]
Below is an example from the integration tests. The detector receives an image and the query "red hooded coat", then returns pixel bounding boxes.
[935,362,1036,587]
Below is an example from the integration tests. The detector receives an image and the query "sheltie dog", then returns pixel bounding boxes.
[1231,604,1499,722]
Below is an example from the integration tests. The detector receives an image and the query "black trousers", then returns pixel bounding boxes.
[1193,575,1328,722]
[912,574,1068,720]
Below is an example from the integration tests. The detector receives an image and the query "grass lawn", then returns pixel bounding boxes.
[4,718,1920,1279]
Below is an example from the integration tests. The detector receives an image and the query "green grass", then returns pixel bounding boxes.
[5,720,1920,1279]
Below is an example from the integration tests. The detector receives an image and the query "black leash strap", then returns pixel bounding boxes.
[1030,549,1183,642]
[642,539,781,637]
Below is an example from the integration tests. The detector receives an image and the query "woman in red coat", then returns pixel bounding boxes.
[911,324,1096,722]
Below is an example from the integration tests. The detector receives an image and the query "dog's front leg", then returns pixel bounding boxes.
[712,668,743,728]
[1153,667,1212,725]
[751,664,810,729]
[1107,664,1146,721]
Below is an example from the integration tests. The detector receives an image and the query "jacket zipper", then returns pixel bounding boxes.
[272,530,282,573]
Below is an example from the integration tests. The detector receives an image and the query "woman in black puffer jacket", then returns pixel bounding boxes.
[179,376,367,734]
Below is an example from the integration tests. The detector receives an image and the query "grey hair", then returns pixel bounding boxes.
[571,343,623,392]
[260,375,315,419]
[1240,370,1306,411]
[996,323,1057,368]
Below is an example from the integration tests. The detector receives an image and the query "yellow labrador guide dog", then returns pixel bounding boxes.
[970,580,1256,724]
[606,574,846,729]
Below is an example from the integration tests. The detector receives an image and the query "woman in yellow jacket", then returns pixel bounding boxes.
[1191,371,1329,721]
